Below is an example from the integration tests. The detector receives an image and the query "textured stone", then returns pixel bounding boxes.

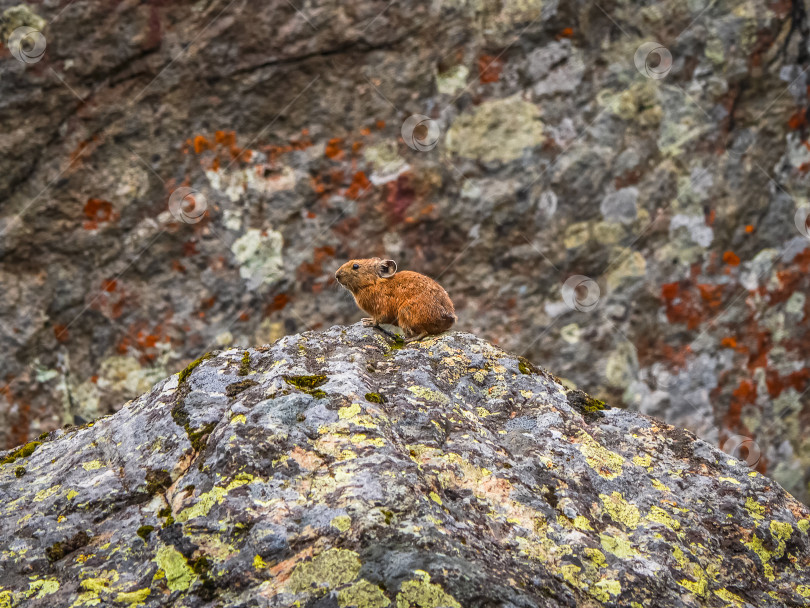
[1,324,809,607]
[2,0,810,508]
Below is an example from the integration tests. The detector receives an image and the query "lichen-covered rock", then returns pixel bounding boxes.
[3,0,810,506]
[2,325,809,607]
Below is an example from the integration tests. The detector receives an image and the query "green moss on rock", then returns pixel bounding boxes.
[238,351,251,376]
[1,441,42,465]
[226,379,259,397]
[145,469,172,495]
[14,466,25,478]
[188,422,216,452]
[137,525,154,541]
[365,392,386,404]
[567,389,611,421]
[178,352,214,385]
[284,375,328,398]
[46,531,90,562]
[518,357,538,375]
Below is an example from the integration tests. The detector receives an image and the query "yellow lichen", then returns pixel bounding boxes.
[769,520,793,543]
[254,555,267,569]
[577,432,624,479]
[28,578,59,599]
[745,496,766,520]
[743,533,775,581]
[176,473,254,522]
[572,515,594,531]
[339,403,362,419]
[338,579,391,608]
[79,570,119,594]
[289,548,362,594]
[395,571,461,608]
[34,485,62,502]
[646,505,681,530]
[154,545,196,592]
[599,492,640,529]
[633,455,651,467]
[429,492,443,506]
[407,386,450,405]
[331,515,352,532]
[679,575,708,597]
[114,589,151,604]
[592,578,622,601]
[714,588,745,606]
[231,414,246,424]
[599,533,637,558]
[81,460,104,471]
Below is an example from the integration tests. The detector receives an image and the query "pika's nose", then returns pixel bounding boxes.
[335,269,343,280]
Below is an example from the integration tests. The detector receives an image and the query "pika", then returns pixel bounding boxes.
[335,258,456,343]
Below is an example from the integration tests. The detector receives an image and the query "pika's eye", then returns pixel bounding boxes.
[352,263,359,270]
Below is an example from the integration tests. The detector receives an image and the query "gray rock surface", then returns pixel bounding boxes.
[2,0,810,505]
[1,325,809,607]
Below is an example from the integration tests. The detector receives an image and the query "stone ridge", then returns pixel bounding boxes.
[1,324,809,607]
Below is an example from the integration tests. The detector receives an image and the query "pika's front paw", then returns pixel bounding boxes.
[361,318,376,327]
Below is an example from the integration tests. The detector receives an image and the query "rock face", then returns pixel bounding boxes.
[3,0,810,505]
[2,325,809,607]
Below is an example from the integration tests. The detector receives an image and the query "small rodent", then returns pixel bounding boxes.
[335,258,456,343]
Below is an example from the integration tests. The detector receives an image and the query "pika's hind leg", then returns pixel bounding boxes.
[362,317,398,340]
[397,305,428,343]
[404,332,427,344]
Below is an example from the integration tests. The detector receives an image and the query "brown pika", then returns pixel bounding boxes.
[335,258,457,343]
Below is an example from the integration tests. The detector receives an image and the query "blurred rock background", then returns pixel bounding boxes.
[1,0,809,503]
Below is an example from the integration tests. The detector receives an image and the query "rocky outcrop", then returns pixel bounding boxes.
[2,325,809,607]
[3,0,810,504]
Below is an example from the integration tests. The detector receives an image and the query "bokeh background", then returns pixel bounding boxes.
[2,0,810,504]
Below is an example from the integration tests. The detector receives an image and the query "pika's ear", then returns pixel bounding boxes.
[378,259,397,278]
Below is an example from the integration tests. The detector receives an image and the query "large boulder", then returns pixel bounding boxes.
[1,325,809,607]
[3,0,810,505]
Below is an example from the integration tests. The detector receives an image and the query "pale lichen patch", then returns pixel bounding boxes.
[395,570,461,608]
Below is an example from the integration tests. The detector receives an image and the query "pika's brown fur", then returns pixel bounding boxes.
[335,258,456,343]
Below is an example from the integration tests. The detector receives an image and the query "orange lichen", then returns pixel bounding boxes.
[344,171,371,199]
[83,199,115,227]
[54,324,69,343]
[478,54,503,83]
[298,246,337,277]
[194,135,211,154]
[745,224,755,233]
[116,321,171,363]
[101,279,117,293]
[325,138,344,159]
[788,108,807,130]
[723,251,741,266]
[267,293,289,313]
[556,27,574,39]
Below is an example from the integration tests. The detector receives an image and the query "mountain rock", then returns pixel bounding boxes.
[2,325,809,607]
